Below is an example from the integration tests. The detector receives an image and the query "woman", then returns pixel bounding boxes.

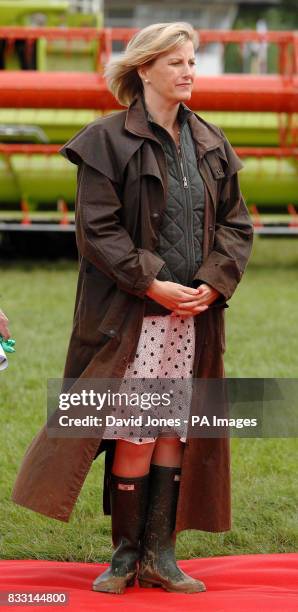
[11,22,253,595]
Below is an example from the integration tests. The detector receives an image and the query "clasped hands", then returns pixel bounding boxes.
[146,279,221,316]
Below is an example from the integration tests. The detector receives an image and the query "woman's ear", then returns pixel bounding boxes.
[137,60,154,83]
[137,67,146,82]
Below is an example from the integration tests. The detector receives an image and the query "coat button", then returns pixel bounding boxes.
[151,212,159,218]
[108,329,117,337]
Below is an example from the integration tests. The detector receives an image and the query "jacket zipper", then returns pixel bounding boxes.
[176,135,196,284]
[147,120,196,286]
[178,151,188,188]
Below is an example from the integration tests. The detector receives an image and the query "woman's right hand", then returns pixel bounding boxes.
[145,279,209,316]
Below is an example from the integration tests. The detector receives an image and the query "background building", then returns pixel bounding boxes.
[102,1,281,74]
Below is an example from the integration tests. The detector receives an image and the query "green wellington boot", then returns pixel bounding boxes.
[93,472,150,594]
[138,464,207,594]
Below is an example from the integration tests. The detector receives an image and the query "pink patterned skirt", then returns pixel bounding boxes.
[102,313,196,444]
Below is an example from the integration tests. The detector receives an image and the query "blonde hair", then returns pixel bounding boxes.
[104,22,199,107]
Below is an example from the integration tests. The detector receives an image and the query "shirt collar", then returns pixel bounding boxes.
[124,91,225,158]
[140,90,192,131]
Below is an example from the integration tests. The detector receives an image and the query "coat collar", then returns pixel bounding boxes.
[141,90,192,132]
[124,91,225,159]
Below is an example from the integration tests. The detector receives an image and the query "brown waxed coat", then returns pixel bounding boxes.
[11,93,254,533]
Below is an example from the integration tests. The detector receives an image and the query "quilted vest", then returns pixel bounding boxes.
[143,98,205,316]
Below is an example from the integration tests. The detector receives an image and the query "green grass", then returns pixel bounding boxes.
[0,237,297,561]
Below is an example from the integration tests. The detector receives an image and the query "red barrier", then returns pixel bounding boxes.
[0,27,297,74]
[0,72,297,112]
[0,144,297,158]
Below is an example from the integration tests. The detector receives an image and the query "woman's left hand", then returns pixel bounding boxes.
[171,283,221,316]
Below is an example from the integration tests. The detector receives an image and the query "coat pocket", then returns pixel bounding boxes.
[74,264,119,346]
[205,149,226,181]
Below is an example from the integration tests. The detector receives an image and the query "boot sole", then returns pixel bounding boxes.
[138,577,206,593]
[93,574,136,593]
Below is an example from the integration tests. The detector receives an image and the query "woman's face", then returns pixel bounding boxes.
[140,39,196,104]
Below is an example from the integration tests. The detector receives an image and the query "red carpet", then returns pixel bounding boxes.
[0,554,297,611]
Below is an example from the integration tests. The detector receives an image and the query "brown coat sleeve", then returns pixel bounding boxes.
[193,137,254,302]
[74,162,166,299]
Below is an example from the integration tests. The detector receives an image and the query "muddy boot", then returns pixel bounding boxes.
[93,472,149,594]
[138,464,206,593]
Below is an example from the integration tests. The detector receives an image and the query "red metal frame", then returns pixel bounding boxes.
[0,28,297,115]
[0,28,297,233]
[249,205,264,229]
[287,204,298,227]
[20,198,31,225]
[0,27,297,75]
[1,144,298,158]
[0,71,297,113]
[57,198,69,225]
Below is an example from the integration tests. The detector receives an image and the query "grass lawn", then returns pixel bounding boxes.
[0,237,297,561]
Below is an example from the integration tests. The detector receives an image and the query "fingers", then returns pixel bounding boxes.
[176,285,217,309]
[176,290,202,303]
[177,296,210,308]
[176,289,212,309]
[0,328,10,340]
[153,282,213,313]
[172,304,209,316]
[0,311,10,340]
[175,285,212,303]
[176,285,202,297]
[0,326,10,340]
